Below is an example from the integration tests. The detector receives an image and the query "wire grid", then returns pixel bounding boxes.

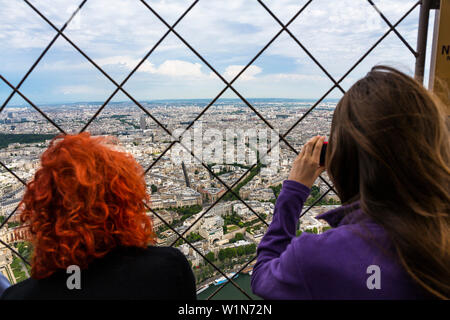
[0,0,421,300]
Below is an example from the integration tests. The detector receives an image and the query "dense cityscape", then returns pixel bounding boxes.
[0,99,340,297]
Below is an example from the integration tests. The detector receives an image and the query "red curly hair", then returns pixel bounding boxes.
[20,132,155,279]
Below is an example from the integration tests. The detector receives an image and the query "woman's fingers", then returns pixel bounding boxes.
[288,135,326,188]
[316,164,326,176]
[299,136,324,163]
[303,136,318,156]
[299,142,306,157]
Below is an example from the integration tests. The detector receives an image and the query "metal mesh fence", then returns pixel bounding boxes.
[0,0,424,299]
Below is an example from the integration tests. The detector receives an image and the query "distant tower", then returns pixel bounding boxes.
[140,115,147,130]
[181,161,191,188]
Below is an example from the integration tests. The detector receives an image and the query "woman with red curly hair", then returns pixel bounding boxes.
[1,133,196,300]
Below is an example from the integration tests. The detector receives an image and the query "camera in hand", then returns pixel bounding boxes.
[320,141,328,166]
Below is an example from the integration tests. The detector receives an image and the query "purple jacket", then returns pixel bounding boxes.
[251,180,431,299]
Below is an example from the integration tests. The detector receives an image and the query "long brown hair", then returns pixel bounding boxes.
[326,65,450,299]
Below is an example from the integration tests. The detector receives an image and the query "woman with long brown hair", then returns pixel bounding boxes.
[251,66,449,299]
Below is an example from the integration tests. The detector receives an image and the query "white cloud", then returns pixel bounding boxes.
[96,56,155,73]
[0,0,419,66]
[267,73,326,82]
[156,60,204,77]
[96,56,209,79]
[0,1,55,50]
[224,65,262,81]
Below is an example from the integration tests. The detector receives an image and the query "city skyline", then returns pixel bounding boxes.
[4,96,341,108]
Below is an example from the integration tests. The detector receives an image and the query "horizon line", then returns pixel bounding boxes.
[5,97,340,108]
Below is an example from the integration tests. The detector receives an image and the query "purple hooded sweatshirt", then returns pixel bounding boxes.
[251,180,432,299]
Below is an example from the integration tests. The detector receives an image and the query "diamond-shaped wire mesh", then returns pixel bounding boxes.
[0,0,423,299]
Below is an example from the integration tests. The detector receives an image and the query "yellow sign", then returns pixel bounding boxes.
[430,0,450,107]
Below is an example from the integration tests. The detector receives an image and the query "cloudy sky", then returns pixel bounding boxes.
[0,0,435,105]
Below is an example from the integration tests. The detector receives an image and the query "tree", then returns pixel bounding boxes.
[174,239,184,246]
[186,232,203,243]
[270,184,282,198]
[17,242,32,261]
[205,251,215,262]
[0,133,56,149]
[234,233,244,241]
[222,163,262,201]
[224,212,241,226]
[8,221,20,228]
[236,246,245,256]
[218,249,226,261]
[175,205,202,216]
[310,185,320,197]
[244,244,256,255]
[151,184,158,194]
